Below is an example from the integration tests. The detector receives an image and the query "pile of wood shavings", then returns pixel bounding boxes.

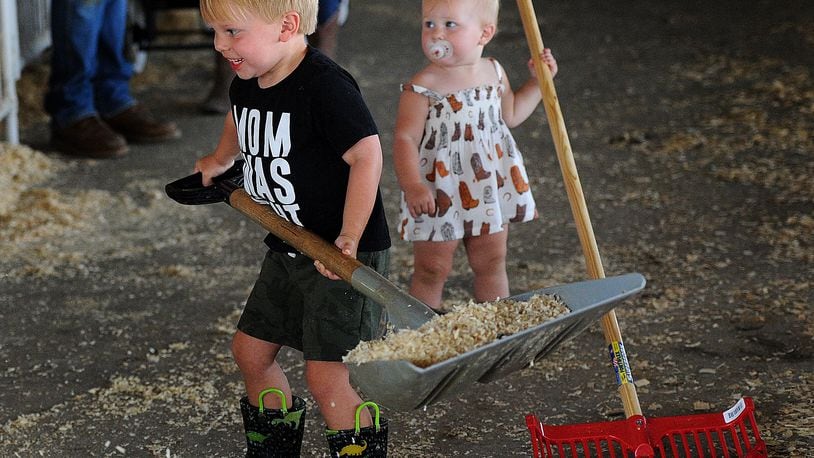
[1,188,108,242]
[345,294,569,368]
[0,142,61,217]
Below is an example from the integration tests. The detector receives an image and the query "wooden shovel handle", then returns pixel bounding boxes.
[228,189,437,330]
[229,190,361,281]
[516,0,642,417]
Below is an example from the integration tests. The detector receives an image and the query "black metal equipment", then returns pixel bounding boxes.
[129,0,211,51]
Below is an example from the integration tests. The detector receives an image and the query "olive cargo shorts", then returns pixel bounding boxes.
[237,250,389,361]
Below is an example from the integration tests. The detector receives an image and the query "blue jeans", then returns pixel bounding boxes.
[45,0,135,128]
[318,0,342,24]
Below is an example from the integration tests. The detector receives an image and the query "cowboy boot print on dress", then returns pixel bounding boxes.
[470,153,492,181]
[439,122,449,150]
[446,94,464,112]
[440,222,455,241]
[510,165,530,194]
[503,137,516,157]
[436,159,450,178]
[436,188,452,217]
[424,127,436,150]
[489,105,499,133]
[459,182,480,210]
[510,203,528,223]
[463,220,474,238]
[464,123,474,141]
[451,122,461,141]
[483,185,495,204]
[463,90,474,107]
[496,170,505,189]
[452,152,464,175]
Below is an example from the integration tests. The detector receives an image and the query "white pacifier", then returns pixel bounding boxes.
[428,40,453,60]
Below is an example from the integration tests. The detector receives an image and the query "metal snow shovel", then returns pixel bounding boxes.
[165,163,645,411]
[516,0,766,455]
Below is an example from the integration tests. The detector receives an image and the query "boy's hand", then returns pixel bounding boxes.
[314,235,358,281]
[528,48,558,79]
[194,154,235,186]
[403,182,436,218]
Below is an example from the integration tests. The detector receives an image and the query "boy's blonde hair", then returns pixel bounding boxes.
[200,0,318,35]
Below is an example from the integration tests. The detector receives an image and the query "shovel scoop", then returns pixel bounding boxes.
[165,163,646,410]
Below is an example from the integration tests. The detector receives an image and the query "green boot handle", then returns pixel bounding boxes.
[258,388,288,414]
[355,401,381,433]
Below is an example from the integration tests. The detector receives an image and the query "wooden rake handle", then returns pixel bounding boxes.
[516,0,642,417]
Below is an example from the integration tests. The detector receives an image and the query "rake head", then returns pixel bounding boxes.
[526,397,767,458]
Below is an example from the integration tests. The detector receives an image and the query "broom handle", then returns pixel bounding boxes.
[516,0,642,418]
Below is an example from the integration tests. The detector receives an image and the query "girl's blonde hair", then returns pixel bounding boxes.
[421,0,500,26]
[200,0,318,35]
[477,0,500,24]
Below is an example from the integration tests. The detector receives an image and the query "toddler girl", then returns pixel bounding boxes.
[393,0,558,310]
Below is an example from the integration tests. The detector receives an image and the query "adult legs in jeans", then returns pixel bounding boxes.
[45,0,179,158]
[46,0,133,128]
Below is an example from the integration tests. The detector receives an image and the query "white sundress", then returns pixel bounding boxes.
[397,59,537,242]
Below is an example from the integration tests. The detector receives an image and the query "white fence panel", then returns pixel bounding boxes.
[0,0,21,144]
[16,0,50,64]
[1,0,50,144]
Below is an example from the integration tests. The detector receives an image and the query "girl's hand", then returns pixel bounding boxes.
[403,182,436,218]
[527,48,558,79]
[314,235,358,280]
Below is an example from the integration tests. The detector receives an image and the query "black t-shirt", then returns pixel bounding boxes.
[229,47,390,252]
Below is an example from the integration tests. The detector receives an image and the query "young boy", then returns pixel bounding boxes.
[194,0,390,454]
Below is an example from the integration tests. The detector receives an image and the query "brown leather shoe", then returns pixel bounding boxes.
[103,104,181,143]
[51,116,129,158]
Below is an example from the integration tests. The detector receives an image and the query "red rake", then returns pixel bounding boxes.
[526,397,767,457]
[515,1,767,456]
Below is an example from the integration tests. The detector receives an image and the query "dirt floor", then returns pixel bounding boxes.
[1,1,812,456]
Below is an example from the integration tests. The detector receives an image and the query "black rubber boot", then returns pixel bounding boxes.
[240,388,306,457]
[325,401,388,457]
